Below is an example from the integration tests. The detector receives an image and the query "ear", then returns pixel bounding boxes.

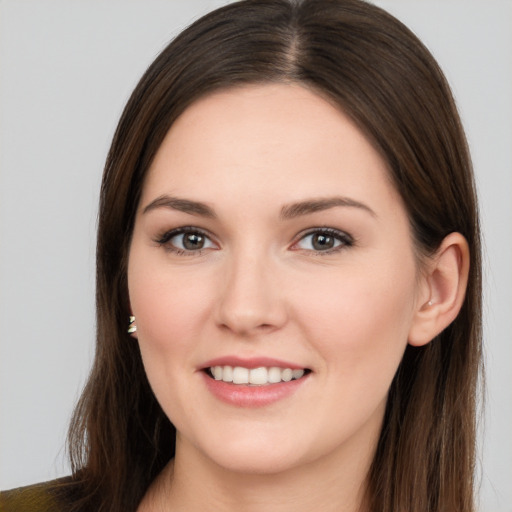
[408,232,470,347]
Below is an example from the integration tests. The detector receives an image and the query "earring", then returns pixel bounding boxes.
[128,315,137,334]
[427,300,434,307]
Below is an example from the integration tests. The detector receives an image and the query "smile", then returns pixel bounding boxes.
[208,366,308,385]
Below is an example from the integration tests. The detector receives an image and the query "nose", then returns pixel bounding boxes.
[214,250,288,337]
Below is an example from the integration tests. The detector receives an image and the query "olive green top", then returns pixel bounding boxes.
[0,477,75,512]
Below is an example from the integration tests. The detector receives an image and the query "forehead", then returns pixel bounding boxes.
[141,83,400,215]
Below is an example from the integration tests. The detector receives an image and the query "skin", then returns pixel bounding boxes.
[128,84,467,512]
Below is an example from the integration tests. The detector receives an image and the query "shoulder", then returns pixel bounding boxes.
[0,476,78,512]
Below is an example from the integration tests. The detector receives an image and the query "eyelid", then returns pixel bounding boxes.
[154,225,353,256]
[155,226,219,254]
[290,227,354,253]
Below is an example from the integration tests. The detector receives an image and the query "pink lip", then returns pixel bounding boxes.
[201,356,306,370]
[201,372,310,408]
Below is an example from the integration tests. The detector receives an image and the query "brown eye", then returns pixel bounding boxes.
[311,233,335,250]
[157,228,216,253]
[294,229,352,253]
[181,232,205,250]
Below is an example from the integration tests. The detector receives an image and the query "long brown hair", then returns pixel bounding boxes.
[67,1,482,510]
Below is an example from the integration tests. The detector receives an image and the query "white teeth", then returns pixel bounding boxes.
[232,367,249,384]
[249,367,268,385]
[209,365,307,385]
[292,369,305,380]
[213,366,223,380]
[268,367,282,383]
[222,365,233,383]
[281,368,293,382]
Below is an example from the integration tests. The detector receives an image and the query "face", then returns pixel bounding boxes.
[128,84,427,476]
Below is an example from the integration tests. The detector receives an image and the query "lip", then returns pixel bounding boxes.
[201,356,306,370]
[201,371,310,408]
[199,356,311,408]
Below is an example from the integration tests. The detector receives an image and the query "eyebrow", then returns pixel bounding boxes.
[142,195,217,218]
[142,194,376,219]
[280,197,376,219]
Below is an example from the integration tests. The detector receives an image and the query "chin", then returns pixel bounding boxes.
[207,444,305,476]
[184,426,311,476]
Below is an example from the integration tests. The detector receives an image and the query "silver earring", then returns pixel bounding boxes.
[128,315,137,334]
[427,300,434,306]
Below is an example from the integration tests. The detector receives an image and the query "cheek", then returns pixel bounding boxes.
[294,256,417,383]
[129,262,214,355]
[285,258,418,449]
[127,259,217,424]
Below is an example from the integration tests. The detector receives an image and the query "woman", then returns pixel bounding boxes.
[1,0,482,511]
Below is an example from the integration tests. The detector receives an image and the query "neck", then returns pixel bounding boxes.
[140,431,376,512]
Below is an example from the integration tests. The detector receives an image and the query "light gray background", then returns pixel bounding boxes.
[1,1,511,510]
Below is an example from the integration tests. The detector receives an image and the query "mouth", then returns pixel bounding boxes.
[204,365,311,386]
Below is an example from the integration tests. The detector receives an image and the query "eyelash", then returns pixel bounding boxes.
[155,227,354,256]
[291,228,354,255]
[155,227,216,256]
